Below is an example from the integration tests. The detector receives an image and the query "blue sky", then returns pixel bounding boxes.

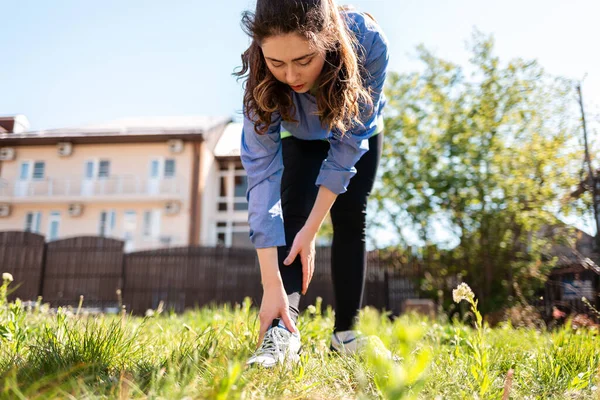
[1,0,598,244]
[1,0,599,131]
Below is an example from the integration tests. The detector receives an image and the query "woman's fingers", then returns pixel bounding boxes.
[257,325,268,349]
[280,311,297,333]
[301,251,308,295]
[301,249,316,295]
[284,243,299,265]
[309,251,314,288]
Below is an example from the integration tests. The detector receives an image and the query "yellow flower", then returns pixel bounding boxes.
[452,282,474,304]
[2,272,13,282]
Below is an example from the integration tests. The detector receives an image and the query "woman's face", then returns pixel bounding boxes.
[261,33,326,93]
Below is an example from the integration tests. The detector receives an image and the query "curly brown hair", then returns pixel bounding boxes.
[234,0,373,136]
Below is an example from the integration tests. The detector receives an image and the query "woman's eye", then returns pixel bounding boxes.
[272,62,284,68]
[298,58,313,66]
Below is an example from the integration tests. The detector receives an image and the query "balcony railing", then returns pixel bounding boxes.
[0,175,183,200]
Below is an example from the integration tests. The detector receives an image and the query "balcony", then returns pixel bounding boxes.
[0,175,184,203]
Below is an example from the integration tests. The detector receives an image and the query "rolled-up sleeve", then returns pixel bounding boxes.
[240,111,286,248]
[315,25,389,194]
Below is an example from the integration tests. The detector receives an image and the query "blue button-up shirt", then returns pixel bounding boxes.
[240,10,389,248]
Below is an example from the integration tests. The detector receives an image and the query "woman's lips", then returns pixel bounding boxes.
[290,83,305,91]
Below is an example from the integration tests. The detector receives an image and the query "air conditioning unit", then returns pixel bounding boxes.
[167,139,184,154]
[164,201,181,215]
[159,235,173,245]
[0,204,11,217]
[57,142,73,157]
[0,147,15,161]
[68,203,83,217]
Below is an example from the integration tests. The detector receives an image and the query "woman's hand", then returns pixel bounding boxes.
[283,225,317,295]
[258,282,296,348]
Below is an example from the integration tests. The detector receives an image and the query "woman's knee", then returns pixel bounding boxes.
[330,206,367,231]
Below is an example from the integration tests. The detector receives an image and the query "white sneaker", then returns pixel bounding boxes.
[330,330,399,361]
[247,319,302,368]
[330,330,368,354]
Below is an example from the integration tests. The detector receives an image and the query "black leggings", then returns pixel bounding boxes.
[276,132,383,332]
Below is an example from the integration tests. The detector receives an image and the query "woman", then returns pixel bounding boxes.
[236,0,388,367]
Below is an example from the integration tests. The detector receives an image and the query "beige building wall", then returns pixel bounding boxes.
[6,202,188,251]
[0,142,197,251]
[200,141,219,247]
[1,142,193,189]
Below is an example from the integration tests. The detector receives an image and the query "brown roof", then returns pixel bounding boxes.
[0,116,232,146]
[0,117,15,133]
[547,244,600,275]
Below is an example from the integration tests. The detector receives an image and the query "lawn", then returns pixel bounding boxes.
[0,277,599,399]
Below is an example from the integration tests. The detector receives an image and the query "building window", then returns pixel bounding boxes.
[217,232,226,246]
[47,211,61,241]
[234,175,247,197]
[215,221,251,248]
[231,231,252,248]
[123,211,137,252]
[33,162,45,179]
[215,161,250,247]
[84,160,111,178]
[19,162,31,180]
[233,201,249,211]
[143,211,152,236]
[99,210,116,237]
[165,159,176,178]
[98,160,110,178]
[217,161,248,213]
[143,209,161,238]
[24,211,42,233]
[149,158,176,178]
[150,160,160,178]
[85,161,94,179]
[18,161,45,180]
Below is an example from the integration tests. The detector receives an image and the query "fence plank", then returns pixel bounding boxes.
[0,231,45,301]
[42,236,123,307]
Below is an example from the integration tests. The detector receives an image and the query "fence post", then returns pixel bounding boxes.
[38,240,48,299]
[121,247,127,301]
[384,268,390,312]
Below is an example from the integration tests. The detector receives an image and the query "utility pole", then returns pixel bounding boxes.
[576,83,600,251]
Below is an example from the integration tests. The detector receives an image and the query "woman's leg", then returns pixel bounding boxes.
[278,136,329,323]
[329,132,383,332]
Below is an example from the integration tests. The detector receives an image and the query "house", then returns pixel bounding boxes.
[0,114,251,251]
[540,227,600,320]
[567,166,600,252]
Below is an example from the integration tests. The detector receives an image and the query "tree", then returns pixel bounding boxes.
[372,30,583,312]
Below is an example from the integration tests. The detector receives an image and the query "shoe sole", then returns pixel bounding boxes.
[329,344,342,355]
[246,345,303,368]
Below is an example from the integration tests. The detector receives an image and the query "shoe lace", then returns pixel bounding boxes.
[254,327,287,357]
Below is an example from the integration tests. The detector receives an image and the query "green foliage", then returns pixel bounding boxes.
[453,282,501,399]
[373,30,583,312]
[0,293,598,399]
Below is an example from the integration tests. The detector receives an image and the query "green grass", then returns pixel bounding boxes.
[0,279,599,399]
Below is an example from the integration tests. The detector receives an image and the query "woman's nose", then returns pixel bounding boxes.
[285,65,299,83]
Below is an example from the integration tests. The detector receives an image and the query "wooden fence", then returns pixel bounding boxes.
[0,231,45,301]
[42,236,124,306]
[3,231,596,321]
[0,231,423,315]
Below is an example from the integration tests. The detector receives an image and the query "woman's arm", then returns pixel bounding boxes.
[257,247,282,288]
[241,111,296,340]
[305,185,338,234]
